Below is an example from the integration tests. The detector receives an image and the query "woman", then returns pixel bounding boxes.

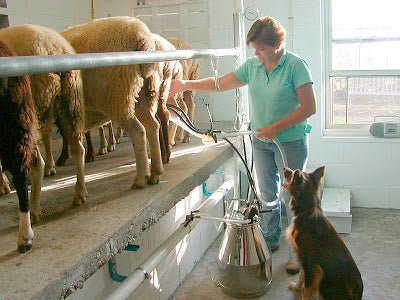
[169,16,316,274]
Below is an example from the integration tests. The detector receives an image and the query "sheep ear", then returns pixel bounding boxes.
[311,166,325,182]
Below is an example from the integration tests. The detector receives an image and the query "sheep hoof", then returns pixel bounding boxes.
[44,167,56,177]
[161,154,169,164]
[0,184,11,195]
[98,147,107,155]
[183,135,191,143]
[18,242,33,253]
[148,174,160,185]
[174,139,182,146]
[30,211,41,224]
[132,176,148,189]
[56,154,69,166]
[108,144,115,152]
[73,194,87,206]
[18,230,34,253]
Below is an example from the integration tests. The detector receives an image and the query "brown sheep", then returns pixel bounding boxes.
[0,40,45,252]
[0,24,88,208]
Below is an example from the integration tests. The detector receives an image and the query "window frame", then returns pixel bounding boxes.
[323,0,400,136]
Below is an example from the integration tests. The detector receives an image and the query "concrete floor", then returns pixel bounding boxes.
[171,208,400,300]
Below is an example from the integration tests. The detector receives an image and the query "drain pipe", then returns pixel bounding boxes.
[106,179,235,300]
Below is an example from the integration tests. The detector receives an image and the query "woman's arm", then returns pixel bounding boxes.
[169,72,246,97]
[257,83,316,140]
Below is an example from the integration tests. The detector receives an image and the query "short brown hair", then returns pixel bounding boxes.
[246,16,286,48]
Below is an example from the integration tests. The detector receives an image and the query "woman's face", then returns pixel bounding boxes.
[250,40,278,64]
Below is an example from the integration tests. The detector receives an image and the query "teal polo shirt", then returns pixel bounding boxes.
[233,49,313,142]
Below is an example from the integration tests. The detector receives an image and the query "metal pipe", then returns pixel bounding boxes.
[106,179,235,300]
[0,48,239,77]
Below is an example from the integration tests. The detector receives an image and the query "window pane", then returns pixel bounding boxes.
[332,0,400,70]
[330,76,400,125]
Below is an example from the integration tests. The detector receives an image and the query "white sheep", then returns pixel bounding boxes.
[0,24,88,209]
[98,33,184,164]
[167,38,200,145]
[61,16,161,187]
[152,34,183,163]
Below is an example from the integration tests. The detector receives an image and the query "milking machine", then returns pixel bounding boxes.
[167,104,289,298]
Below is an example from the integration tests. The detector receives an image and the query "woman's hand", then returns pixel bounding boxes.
[256,124,279,140]
[169,79,186,97]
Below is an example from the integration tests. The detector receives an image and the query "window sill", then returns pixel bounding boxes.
[321,135,400,143]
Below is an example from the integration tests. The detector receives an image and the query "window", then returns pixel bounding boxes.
[325,0,400,134]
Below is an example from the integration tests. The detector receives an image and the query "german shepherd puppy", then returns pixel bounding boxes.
[284,166,363,300]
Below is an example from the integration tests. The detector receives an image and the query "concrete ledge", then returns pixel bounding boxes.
[321,187,352,234]
[0,138,232,299]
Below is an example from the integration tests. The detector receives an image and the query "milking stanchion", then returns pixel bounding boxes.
[167,104,289,298]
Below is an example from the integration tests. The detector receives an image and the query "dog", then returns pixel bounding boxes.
[284,166,363,300]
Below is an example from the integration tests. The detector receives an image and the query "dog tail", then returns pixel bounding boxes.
[351,277,363,300]
[322,281,363,300]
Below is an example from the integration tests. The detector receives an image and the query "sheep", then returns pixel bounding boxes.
[0,24,88,208]
[0,161,11,194]
[152,34,183,163]
[56,121,116,165]
[105,33,184,165]
[61,16,162,186]
[167,37,200,145]
[0,40,45,252]
[56,30,183,168]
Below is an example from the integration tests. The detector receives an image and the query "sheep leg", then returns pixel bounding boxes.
[174,95,188,145]
[65,132,88,205]
[85,130,96,162]
[121,117,150,188]
[156,106,170,163]
[41,127,56,176]
[98,125,108,155]
[168,96,180,146]
[0,161,11,195]
[115,127,123,144]
[182,90,195,143]
[29,147,45,224]
[10,164,34,253]
[55,119,70,166]
[137,110,163,185]
[107,121,116,152]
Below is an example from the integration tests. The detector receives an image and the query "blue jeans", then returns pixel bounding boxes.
[252,136,309,249]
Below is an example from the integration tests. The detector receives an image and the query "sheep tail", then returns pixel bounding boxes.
[59,70,85,137]
[136,36,156,79]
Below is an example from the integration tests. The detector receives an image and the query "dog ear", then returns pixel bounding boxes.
[293,169,303,184]
[311,166,325,182]
[283,167,294,182]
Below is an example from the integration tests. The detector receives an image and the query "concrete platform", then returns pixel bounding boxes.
[0,133,233,299]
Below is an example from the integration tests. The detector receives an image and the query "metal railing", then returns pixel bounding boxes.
[0,48,239,77]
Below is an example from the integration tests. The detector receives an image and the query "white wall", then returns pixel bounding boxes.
[240,0,400,209]
[2,0,90,30]
[3,0,399,209]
